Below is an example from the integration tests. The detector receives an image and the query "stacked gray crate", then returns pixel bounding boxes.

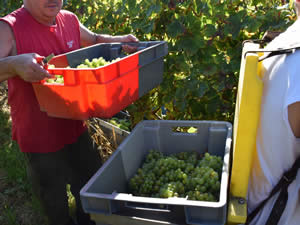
[80,120,232,225]
[94,111,130,146]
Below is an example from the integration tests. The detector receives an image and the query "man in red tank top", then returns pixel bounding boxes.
[0,1,138,225]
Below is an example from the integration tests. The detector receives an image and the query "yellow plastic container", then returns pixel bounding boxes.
[227,43,264,224]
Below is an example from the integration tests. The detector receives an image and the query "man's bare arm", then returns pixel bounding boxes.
[0,21,52,83]
[79,22,138,53]
[288,102,300,138]
[0,21,17,82]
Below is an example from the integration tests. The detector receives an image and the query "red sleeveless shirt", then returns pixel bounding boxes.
[0,7,86,153]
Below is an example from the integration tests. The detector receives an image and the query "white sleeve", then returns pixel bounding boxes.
[283,52,300,141]
[285,53,300,108]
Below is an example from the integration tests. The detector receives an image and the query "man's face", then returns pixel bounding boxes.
[24,0,63,21]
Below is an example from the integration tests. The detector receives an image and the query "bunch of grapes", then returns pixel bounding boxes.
[197,152,223,176]
[108,117,131,131]
[128,150,223,202]
[76,57,120,68]
[45,64,64,84]
[45,75,64,84]
[45,57,121,84]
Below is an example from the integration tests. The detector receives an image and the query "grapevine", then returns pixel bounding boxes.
[3,1,295,122]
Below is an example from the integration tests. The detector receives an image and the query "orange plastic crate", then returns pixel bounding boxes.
[32,41,168,120]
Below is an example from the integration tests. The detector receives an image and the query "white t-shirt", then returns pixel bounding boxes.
[247,20,300,225]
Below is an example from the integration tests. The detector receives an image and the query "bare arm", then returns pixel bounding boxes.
[0,21,52,83]
[79,22,138,52]
[0,21,17,82]
[288,102,300,138]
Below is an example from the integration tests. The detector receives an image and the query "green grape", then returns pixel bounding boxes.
[56,77,64,84]
[48,64,55,69]
[90,58,98,68]
[119,124,130,131]
[98,57,107,66]
[45,75,64,84]
[198,152,223,175]
[44,63,65,84]
[46,79,55,83]
[77,64,88,68]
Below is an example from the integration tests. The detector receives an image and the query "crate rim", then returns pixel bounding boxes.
[47,40,167,70]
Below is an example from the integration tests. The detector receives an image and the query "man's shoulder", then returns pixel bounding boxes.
[1,7,25,18]
[59,9,78,18]
[0,20,11,29]
[57,9,79,27]
[0,20,15,57]
[0,7,26,26]
[0,20,14,38]
[0,8,19,39]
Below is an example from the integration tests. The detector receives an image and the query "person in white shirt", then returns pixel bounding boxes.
[247,1,300,224]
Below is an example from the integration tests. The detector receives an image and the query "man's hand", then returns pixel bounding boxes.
[118,34,139,54]
[12,53,53,82]
[118,34,139,43]
[79,22,139,54]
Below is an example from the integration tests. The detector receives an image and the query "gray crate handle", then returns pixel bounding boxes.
[160,120,207,133]
[124,202,171,212]
[155,120,231,132]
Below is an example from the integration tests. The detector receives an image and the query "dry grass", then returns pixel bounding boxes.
[87,118,119,162]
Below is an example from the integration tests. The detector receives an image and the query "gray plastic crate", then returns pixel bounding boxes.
[91,111,131,146]
[80,120,232,225]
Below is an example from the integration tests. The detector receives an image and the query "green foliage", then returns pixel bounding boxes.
[2,205,17,225]
[0,0,22,17]
[2,0,296,124]
[0,109,28,190]
[64,0,295,124]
